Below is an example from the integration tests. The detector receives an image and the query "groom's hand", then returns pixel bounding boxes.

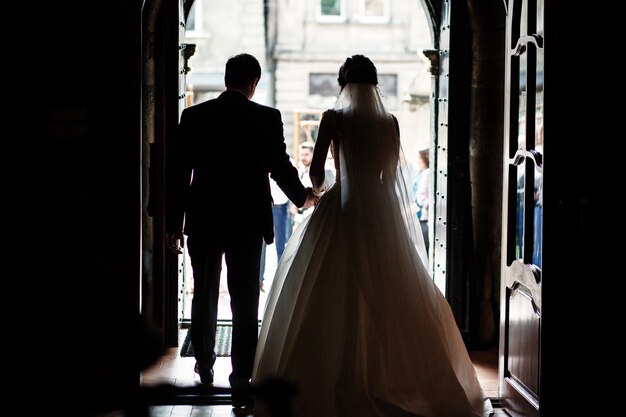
[302,187,319,209]
[166,232,185,255]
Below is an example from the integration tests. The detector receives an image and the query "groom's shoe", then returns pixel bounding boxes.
[232,404,254,416]
[231,384,254,416]
[232,400,254,416]
[194,362,214,385]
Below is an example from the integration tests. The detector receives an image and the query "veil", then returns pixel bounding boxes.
[333,83,429,267]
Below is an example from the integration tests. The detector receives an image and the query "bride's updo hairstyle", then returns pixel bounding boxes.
[337,54,378,88]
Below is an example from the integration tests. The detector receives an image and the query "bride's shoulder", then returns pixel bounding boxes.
[390,113,400,132]
[321,108,340,124]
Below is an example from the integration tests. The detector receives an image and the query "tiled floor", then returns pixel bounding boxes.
[140,339,501,416]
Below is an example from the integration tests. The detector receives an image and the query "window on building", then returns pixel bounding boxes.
[185,0,205,36]
[359,0,390,22]
[309,73,340,97]
[379,74,398,109]
[308,73,398,110]
[309,73,340,108]
[318,0,346,22]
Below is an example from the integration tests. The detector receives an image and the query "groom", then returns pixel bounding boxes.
[165,53,317,414]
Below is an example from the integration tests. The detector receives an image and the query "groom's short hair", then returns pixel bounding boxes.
[225,53,262,88]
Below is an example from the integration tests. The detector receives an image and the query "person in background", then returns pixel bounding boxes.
[290,140,336,232]
[415,148,430,255]
[290,141,316,229]
[270,176,292,261]
[259,175,293,291]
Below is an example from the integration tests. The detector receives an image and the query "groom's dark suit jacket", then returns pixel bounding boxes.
[166,90,308,244]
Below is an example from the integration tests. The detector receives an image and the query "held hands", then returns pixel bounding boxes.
[166,232,185,255]
[302,187,320,209]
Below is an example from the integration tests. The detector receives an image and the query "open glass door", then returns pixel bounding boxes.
[499,0,543,415]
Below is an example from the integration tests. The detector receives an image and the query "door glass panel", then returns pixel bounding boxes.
[515,161,525,259]
[532,0,544,268]
[531,114,543,269]
[537,0,544,37]
[514,23,528,261]
[520,0,528,37]
[532,162,542,267]
[518,51,527,151]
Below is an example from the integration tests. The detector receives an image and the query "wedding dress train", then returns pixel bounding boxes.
[253,84,493,417]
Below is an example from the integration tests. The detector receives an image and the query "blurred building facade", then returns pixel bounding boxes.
[183,0,434,162]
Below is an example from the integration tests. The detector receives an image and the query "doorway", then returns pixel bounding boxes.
[178,0,436,327]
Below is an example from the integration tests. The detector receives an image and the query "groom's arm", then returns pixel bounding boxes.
[165,108,194,234]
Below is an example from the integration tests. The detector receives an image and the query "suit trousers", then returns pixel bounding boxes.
[187,231,263,389]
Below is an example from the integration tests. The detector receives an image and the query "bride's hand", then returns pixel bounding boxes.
[313,185,326,197]
[303,188,320,208]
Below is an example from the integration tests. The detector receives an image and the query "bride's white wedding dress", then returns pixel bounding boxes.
[253,84,493,417]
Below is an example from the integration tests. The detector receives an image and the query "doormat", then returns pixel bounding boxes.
[180,324,233,357]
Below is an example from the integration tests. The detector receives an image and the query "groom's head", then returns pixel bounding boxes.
[225,53,261,98]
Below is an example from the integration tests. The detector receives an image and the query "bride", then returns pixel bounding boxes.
[252,55,493,417]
